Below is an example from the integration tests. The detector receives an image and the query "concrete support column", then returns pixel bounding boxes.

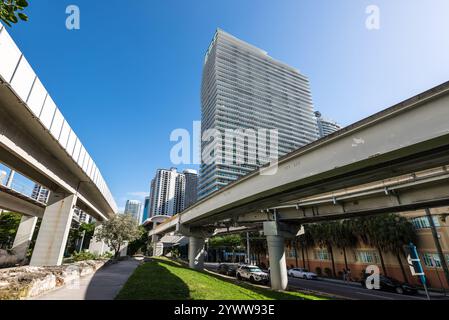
[188,236,205,270]
[263,221,288,291]
[89,224,107,256]
[151,234,163,257]
[30,193,77,266]
[11,215,38,261]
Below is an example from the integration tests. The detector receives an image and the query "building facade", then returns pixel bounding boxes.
[149,168,198,217]
[199,29,320,199]
[315,111,341,138]
[254,208,449,290]
[183,169,198,209]
[31,184,50,203]
[124,199,142,223]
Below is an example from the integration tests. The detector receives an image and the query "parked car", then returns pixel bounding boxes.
[360,274,418,295]
[217,263,238,276]
[236,265,269,284]
[288,268,318,280]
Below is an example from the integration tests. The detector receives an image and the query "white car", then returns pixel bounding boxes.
[288,268,318,280]
[236,265,269,284]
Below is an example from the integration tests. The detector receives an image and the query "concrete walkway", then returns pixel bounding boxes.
[32,258,141,300]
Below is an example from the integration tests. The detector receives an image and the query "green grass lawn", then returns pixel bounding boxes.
[116,258,326,300]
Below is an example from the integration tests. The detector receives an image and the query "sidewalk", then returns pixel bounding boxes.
[32,258,141,300]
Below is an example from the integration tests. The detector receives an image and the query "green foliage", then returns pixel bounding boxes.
[95,214,141,258]
[72,250,97,262]
[0,0,29,27]
[127,226,148,256]
[209,234,243,248]
[0,211,21,247]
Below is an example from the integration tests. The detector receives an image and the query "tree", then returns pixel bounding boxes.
[333,220,358,271]
[209,234,243,262]
[95,214,141,258]
[352,214,416,279]
[127,226,148,256]
[0,0,29,27]
[0,211,21,247]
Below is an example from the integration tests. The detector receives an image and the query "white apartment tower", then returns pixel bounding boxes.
[149,168,198,217]
[199,29,320,199]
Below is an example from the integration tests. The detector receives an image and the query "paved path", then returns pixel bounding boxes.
[33,258,141,300]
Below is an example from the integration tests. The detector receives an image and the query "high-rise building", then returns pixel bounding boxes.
[315,111,341,138]
[183,169,198,209]
[149,168,198,217]
[124,199,142,223]
[142,196,150,224]
[199,29,320,199]
[31,184,50,203]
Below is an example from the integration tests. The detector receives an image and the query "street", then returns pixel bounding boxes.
[204,263,448,301]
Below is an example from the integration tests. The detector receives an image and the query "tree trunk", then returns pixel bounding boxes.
[328,244,336,278]
[378,246,387,276]
[343,247,349,270]
[301,244,306,269]
[115,245,121,259]
[305,246,311,270]
[294,242,299,268]
[397,252,408,283]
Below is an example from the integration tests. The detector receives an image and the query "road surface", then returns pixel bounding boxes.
[204,263,448,300]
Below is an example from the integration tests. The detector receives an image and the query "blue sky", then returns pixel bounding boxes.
[5,0,449,212]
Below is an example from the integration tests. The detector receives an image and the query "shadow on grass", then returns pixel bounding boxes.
[156,258,309,300]
[115,258,190,300]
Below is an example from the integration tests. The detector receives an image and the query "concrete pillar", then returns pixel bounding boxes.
[88,225,108,256]
[266,235,288,290]
[30,193,77,266]
[152,234,163,257]
[6,169,15,188]
[263,221,288,291]
[11,215,38,261]
[188,236,205,270]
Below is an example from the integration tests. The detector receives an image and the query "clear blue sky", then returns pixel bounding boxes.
[6,0,449,211]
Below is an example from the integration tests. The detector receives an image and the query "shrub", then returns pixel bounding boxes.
[315,267,322,276]
[72,251,97,262]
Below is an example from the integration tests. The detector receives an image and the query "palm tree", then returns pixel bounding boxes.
[308,222,337,277]
[334,220,358,271]
[352,214,416,279]
[382,214,416,282]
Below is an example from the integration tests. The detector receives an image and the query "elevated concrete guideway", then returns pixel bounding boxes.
[150,81,449,290]
[0,23,117,266]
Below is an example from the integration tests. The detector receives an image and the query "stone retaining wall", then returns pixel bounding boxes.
[0,260,106,300]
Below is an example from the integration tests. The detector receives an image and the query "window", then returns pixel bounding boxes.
[411,216,440,230]
[355,250,380,264]
[422,253,443,268]
[314,249,329,261]
[285,248,297,258]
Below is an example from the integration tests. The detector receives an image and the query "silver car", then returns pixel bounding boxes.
[236,265,269,284]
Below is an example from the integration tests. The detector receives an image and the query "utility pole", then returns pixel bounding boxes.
[425,208,449,288]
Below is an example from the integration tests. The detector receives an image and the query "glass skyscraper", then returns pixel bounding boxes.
[199,29,320,199]
[124,199,142,223]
